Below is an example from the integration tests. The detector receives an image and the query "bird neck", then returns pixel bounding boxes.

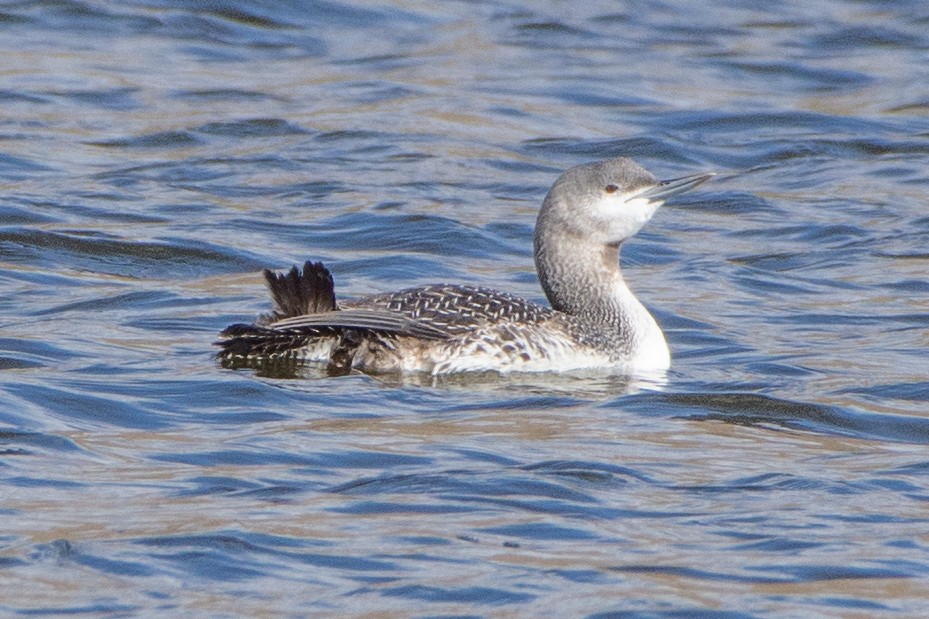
[534,234,668,361]
[535,236,624,318]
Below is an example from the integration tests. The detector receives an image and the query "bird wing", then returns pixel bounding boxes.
[269,309,450,340]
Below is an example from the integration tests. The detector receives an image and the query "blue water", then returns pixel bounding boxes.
[2,0,929,616]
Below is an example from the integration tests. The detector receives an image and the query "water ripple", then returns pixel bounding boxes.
[2,0,929,616]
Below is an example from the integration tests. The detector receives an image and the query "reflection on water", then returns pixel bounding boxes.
[2,0,929,616]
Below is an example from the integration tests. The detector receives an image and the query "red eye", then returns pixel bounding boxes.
[604,184,619,194]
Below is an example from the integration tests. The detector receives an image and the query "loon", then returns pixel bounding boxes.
[217,158,713,376]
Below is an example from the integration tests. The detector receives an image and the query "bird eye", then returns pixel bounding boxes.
[604,184,619,194]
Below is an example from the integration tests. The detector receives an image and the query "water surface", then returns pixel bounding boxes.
[2,0,929,616]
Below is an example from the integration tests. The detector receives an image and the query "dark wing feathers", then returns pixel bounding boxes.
[270,308,448,340]
[218,261,553,363]
[218,262,451,361]
[354,285,554,333]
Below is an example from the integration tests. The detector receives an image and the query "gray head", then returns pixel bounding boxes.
[535,157,713,247]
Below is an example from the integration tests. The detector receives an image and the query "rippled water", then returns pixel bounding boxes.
[2,0,929,616]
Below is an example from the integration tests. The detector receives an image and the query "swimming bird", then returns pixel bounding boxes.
[217,158,713,376]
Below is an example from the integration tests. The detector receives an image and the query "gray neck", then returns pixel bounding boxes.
[534,231,630,323]
[533,227,667,363]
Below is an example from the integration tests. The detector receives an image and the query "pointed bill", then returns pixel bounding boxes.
[636,172,715,202]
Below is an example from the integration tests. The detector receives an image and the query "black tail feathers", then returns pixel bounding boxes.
[217,261,338,367]
[263,260,336,321]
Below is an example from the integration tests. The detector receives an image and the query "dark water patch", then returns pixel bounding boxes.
[148,549,265,582]
[875,250,929,261]
[549,568,609,585]
[731,270,819,296]
[5,195,168,226]
[0,90,50,106]
[7,0,160,35]
[171,88,285,102]
[329,473,477,496]
[331,81,421,105]
[813,597,891,611]
[478,521,597,541]
[139,531,319,551]
[94,155,305,186]
[732,223,870,245]
[758,563,914,583]
[87,130,203,149]
[124,310,236,335]
[9,602,140,616]
[611,563,783,585]
[611,561,911,585]
[0,153,55,180]
[886,100,929,114]
[841,381,929,403]
[881,461,929,476]
[86,379,299,424]
[720,61,872,93]
[513,19,594,39]
[180,179,343,199]
[41,543,154,579]
[0,556,27,570]
[589,610,757,619]
[5,476,84,489]
[522,460,654,484]
[196,5,289,30]
[0,356,43,371]
[294,212,522,261]
[175,475,306,499]
[743,360,819,378]
[152,449,319,468]
[0,337,83,370]
[5,383,169,431]
[328,500,478,516]
[0,429,81,456]
[666,333,759,369]
[380,583,534,605]
[821,511,928,524]
[32,290,173,317]
[154,449,431,470]
[219,483,304,502]
[730,537,822,553]
[809,25,925,50]
[42,87,140,111]
[329,469,599,505]
[31,538,153,578]
[522,136,687,165]
[333,52,422,71]
[137,531,397,575]
[334,254,461,285]
[0,228,266,277]
[313,126,416,147]
[545,88,654,109]
[652,109,887,137]
[483,220,534,244]
[444,448,521,468]
[193,118,308,138]
[628,392,929,444]
[153,11,327,60]
[681,472,858,497]
[766,311,925,328]
[0,10,30,26]
[662,191,785,217]
[728,249,860,275]
[434,392,585,414]
[182,0,435,32]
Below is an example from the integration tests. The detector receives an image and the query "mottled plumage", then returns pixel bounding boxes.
[217,158,713,376]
